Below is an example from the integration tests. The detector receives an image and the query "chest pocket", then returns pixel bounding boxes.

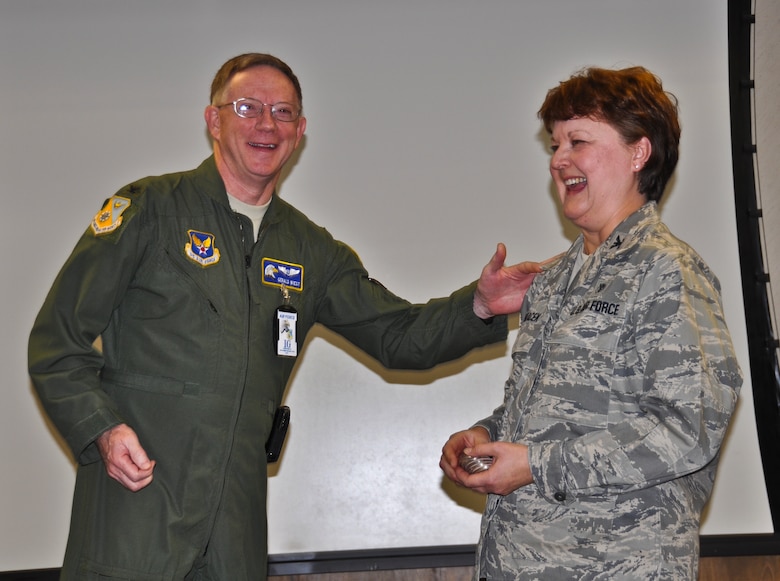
[522,298,627,436]
[549,297,625,352]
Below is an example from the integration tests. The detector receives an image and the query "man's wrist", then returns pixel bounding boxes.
[472,293,493,321]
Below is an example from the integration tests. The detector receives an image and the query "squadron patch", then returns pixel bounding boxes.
[185,230,221,267]
[91,196,131,236]
[262,258,303,292]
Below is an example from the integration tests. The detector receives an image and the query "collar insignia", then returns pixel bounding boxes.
[185,230,221,267]
[262,257,304,292]
[91,196,131,236]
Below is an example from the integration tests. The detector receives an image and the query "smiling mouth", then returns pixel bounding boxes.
[564,177,588,193]
[249,142,276,149]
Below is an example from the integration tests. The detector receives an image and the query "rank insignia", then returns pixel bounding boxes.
[262,258,303,292]
[91,196,131,236]
[185,230,221,267]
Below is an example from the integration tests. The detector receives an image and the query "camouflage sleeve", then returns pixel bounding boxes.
[473,278,545,440]
[473,383,508,440]
[528,250,742,503]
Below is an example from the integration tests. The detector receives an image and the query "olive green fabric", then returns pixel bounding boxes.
[29,157,507,580]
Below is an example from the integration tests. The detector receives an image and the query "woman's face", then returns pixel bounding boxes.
[549,117,649,252]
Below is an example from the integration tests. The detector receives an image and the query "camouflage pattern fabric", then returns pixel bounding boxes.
[474,203,742,580]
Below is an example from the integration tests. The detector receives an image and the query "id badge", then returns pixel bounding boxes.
[274,285,298,358]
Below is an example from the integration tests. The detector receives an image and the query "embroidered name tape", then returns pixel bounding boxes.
[262,258,303,291]
[185,230,221,267]
[91,196,131,235]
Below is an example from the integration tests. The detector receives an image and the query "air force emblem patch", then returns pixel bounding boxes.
[185,230,221,267]
[262,258,303,291]
[91,196,131,236]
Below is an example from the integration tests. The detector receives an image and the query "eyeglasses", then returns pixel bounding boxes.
[216,97,301,122]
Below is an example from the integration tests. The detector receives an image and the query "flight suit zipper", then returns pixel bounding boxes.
[198,211,255,564]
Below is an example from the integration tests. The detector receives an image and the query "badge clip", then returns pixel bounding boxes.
[274,284,298,358]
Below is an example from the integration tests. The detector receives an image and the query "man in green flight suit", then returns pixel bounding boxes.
[29,53,542,580]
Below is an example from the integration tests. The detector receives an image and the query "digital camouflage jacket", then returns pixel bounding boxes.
[475,203,742,580]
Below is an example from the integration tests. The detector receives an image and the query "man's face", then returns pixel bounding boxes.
[206,66,306,196]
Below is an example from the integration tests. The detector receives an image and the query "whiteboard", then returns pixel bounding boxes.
[0,0,770,571]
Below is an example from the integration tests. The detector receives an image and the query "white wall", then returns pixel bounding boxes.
[0,0,771,571]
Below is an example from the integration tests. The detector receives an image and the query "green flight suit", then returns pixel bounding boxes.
[29,157,507,580]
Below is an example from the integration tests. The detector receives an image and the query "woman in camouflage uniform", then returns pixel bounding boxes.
[441,66,742,580]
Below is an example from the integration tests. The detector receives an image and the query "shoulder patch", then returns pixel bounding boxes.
[91,196,132,236]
